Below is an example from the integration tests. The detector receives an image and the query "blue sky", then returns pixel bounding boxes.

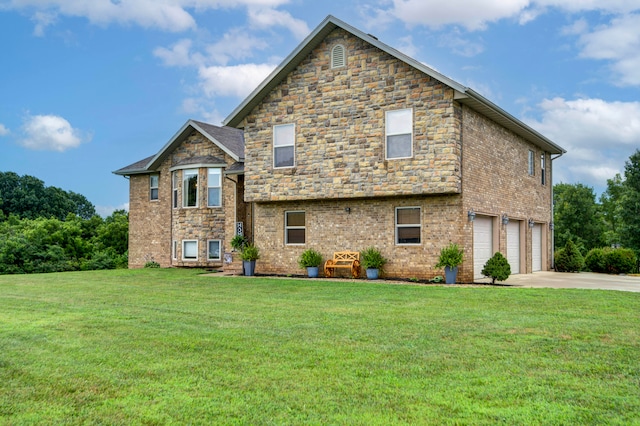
[1,1,639,216]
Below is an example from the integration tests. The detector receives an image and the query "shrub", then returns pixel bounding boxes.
[298,249,323,269]
[554,240,585,272]
[604,248,637,274]
[360,247,387,270]
[230,235,248,252]
[435,243,464,269]
[240,244,260,261]
[144,261,161,268]
[585,248,607,273]
[481,252,511,284]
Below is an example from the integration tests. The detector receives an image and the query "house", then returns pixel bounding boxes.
[115,15,565,282]
[113,120,250,269]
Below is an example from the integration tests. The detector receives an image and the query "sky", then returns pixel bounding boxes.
[1,0,640,216]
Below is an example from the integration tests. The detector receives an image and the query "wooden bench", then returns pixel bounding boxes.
[324,251,361,278]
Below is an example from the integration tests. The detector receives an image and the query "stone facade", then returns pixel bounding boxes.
[242,28,462,203]
[126,129,250,269]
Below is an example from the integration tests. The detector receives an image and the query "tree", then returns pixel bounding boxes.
[619,149,640,254]
[599,174,626,247]
[553,183,605,252]
[481,252,511,284]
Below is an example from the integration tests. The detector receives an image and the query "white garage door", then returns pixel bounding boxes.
[532,223,542,272]
[473,216,493,280]
[506,221,520,274]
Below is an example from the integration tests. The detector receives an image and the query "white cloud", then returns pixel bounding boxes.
[198,63,276,98]
[575,13,640,86]
[20,114,89,152]
[525,97,640,190]
[205,28,269,65]
[247,7,310,39]
[154,39,203,67]
[0,124,9,136]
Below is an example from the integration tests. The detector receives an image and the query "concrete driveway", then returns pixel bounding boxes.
[494,271,640,292]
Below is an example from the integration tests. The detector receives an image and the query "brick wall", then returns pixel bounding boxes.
[242,28,462,203]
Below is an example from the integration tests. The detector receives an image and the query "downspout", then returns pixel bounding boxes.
[550,152,564,269]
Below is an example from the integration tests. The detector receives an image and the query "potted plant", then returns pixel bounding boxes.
[298,249,323,278]
[240,244,260,276]
[230,235,248,252]
[360,247,387,280]
[435,243,464,284]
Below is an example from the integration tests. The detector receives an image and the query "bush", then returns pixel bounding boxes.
[435,243,464,269]
[481,252,511,284]
[585,248,607,273]
[240,244,260,261]
[360,247,387,270]
[298,249,323,268]
[555,240,585,272]
[144,261,161,268]
[604,248,637,274]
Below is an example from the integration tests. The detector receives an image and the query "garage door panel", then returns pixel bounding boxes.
[507,221,520,274]
[532,224,542,272]
[474,217,493,280]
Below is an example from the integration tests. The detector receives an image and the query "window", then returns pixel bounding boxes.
[172,171,179,209]
[541,153,546,185]
[396,207,421,244]
[208,168,222,207]
[274,124,295,168]
[172,240,177,260]
[150,174,159,201]
[182,240,198,261]
[331,44,346,68]
[528,150,535,176]
[285,211,305,244]
[183,169,198,207]
[386,109,413,159]
[208,240,221,261]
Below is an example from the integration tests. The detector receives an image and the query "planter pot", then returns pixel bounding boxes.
[306,266,319,278]
[366,268,379,280]
[243,260,256,276]
[444,266,458,284]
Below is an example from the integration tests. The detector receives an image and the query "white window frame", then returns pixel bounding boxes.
[541,153,546,185]
[273,123,295,169]
[285,211,305,245]
[395,206,421,245]
[182,240,198,261]
[385,109,413,160]
[172,240,177,260]
[207,168,222,208]
[150,174,159,201]
[172,171,179,209]
[331,44,346,68]
[207,239,221,261]
[182,168,198,208]
[528,150,535,176]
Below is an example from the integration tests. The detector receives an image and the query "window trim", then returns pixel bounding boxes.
[273,123,295,169]
[395,206,422,245]
[207,168,222,208]
[182,240,198,261]
[331,44,346,69]
[150,174,159,201]
[385,108,413,160]
[182,168,199,208]
[207,239,221,261]
[285,210,306,245]
[528,150,535,176]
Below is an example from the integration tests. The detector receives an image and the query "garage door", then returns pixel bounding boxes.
[474,216,493,279]
[506,221,520,274]
[532,223,542,272]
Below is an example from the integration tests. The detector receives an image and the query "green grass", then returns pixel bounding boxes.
[1,269,639,425]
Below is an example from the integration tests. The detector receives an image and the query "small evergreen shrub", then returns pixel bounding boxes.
[144,261,160,268]
[481,252,511,284]
[585,248,607,273]
[604,248,637,274]
[554,240,585,272]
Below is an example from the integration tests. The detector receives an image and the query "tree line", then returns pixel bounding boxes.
[0,172,128,274]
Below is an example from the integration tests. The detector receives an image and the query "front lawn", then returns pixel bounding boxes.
[1,269,639,424]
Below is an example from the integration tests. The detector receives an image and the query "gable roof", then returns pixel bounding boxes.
[223,15,565,155]
[113,119,244,176]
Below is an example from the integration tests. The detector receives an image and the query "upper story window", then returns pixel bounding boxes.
[207,168,222,207]
[183,169,198,208]
[386,109,413,159]
[331,44,346,68]
[285,211,305,244]
[528,150,535,176]
[396,207,421,245]
[274,124,295,168]
[172,171,179,209]
[149,174,159,201]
